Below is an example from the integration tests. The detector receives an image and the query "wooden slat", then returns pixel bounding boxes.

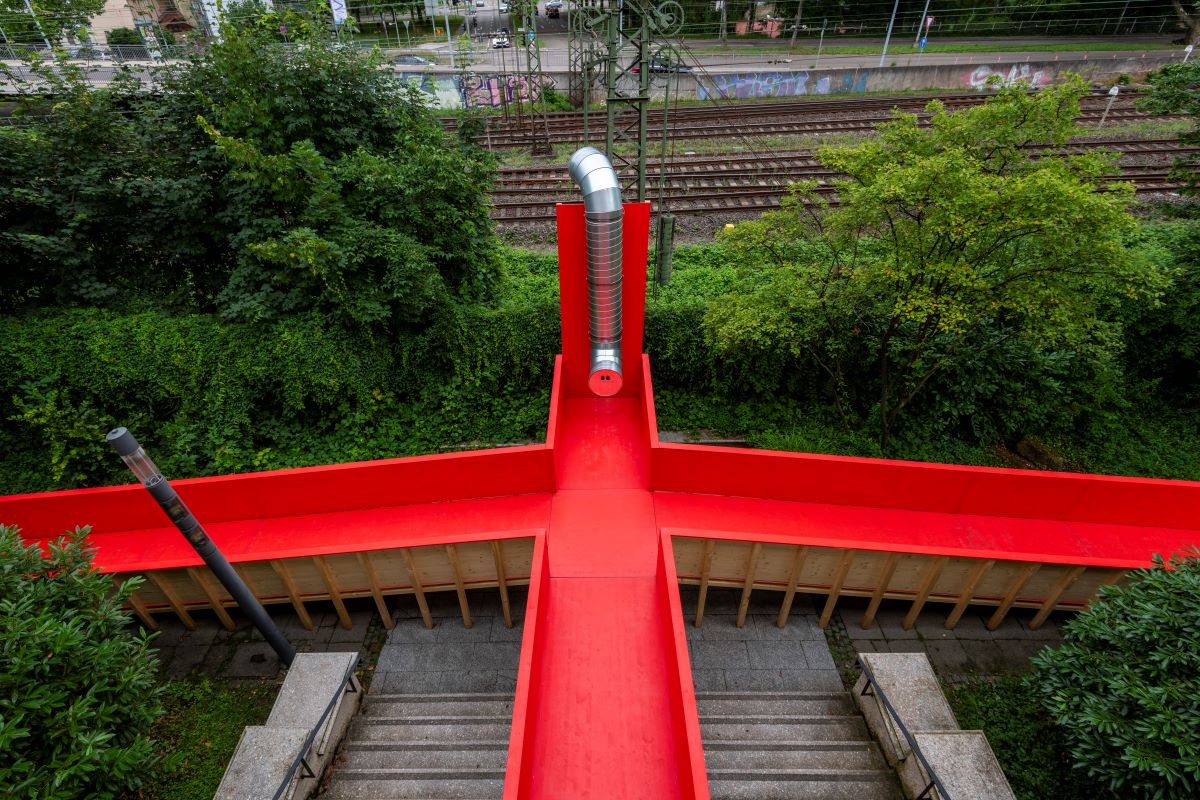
[1029,565,1087,630]
[357,552,394,630]
[944,559,995,629]
[445,544,473,629]
[776,545,810,628]
[694,539,716,628]
[818,550,856,629]
[903,556,949,630]
[987,562,1041,630]
[492,540,513,629]
[269,559,314,631]
[402,547,434,629]
[736,542,763,628]
[861,552,899,630]
[314,556,352,629]
[187,567,235,631]
[146,572,196,629]
[126,587,158,631]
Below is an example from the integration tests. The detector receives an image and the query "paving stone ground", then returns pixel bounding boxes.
[146,584,1062,689]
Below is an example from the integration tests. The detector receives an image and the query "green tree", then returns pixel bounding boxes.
[1140,60,1200,198]
[0,524,164,799]
[1030,550,1200,799]
[708,79,1164,448]
[0,0,103,46]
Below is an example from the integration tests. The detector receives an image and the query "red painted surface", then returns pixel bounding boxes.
[3,198,1200,799]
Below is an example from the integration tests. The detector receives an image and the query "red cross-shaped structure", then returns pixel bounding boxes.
[4,203,1198,800]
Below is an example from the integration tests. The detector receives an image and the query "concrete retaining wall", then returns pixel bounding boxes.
[410,52,1179,109]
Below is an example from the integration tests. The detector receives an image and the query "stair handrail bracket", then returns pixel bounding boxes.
[856,657,951,800]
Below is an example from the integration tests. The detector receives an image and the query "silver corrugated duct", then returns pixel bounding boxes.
[568,146,624,397]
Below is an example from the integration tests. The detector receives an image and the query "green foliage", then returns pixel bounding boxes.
[945,676,1095,800]
[708,79,1164,448]
[0,0,103,44]
[1140,61,1200,198]
[0,524,163,799]
[105,27,143,45]
[1030,551,1200,799]
[137,678,276,800]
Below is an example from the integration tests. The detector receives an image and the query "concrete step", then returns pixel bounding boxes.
[708,775,903,800]
[696,693,855,717]
[363,696,515,719]
[704,741,886,771]
[319,772,503,800]
[349,718,512,743]
[699,715,870,742]
[341,744,508,772]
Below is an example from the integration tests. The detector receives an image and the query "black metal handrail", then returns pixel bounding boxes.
[856,657,951,800]
[272,656,362,800]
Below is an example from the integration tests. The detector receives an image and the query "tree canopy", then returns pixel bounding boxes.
[708,79,1165,448]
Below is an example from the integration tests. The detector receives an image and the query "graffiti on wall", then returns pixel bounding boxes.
[698,70,868,101]
[461,73,557,109]
[965,63,1049,90]
[398,72,464,109]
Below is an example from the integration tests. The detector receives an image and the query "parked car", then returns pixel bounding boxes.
[545,0,562,7]
[546,5,559,17]
[630,53,690,74]
[65,44,108,59]
[394,54,435,66]
[499,1,509,11]
[490,34,511,48]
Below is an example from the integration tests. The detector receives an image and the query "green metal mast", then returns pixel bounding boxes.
[514,0,552,155]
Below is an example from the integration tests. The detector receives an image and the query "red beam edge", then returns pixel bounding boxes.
[658,529,711,800]
[642,354,662,449]
[503,531,549,800]
[545,355,565,452]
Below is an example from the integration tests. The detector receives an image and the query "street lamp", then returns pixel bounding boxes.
[106,427,296,666]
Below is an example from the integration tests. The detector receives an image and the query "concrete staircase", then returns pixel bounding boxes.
[698,691,904,800]
[322,690,901,799]
[321,693,511,800]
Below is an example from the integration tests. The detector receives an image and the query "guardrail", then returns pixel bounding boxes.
[857,656,950,800]
[215,652,363,800]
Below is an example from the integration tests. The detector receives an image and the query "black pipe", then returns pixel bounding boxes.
[106,427,296,666]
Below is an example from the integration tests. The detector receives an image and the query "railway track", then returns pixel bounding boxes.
[453,92,1165,148]
[490,139,1197,223]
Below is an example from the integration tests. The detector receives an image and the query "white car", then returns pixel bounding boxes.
[490,35,511,48]
[499,2,509,11]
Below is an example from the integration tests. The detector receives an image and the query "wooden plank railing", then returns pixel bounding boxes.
[672,535,1125,632]
[119,536,536,632]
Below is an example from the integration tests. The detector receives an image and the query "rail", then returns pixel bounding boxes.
[856,656,950,800]
[272,656,361,800]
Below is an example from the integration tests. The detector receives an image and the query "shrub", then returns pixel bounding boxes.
[0,524,164,798]
[1029,550,1200,799]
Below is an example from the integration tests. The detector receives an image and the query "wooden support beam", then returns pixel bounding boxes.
[944,559,995,630]
[987,562,1041,631]
[146,572,196,629]
[736,542,763,628]
[187,567,235,631]
[402,548,434,630]
[269,559,314,631]
[445,544,473,629]
[694,539,716,628]
[1029,565,1086,630]
[126,588,158,631]
[314,556,352,629]
[903,556,949,630]
[356,552,394,630]
[861,552,898,630]
[776,545,810,628]
[491,540,513,629]
[818,550,856,629]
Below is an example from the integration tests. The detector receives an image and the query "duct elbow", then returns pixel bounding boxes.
[569,147,624,398]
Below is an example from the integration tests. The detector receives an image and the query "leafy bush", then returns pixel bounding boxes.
[1030,551,1200,799]
[0,524,163,798]
[945,676,1094,800]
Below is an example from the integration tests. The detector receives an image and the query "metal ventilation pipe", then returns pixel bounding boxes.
[568,146,624,397]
